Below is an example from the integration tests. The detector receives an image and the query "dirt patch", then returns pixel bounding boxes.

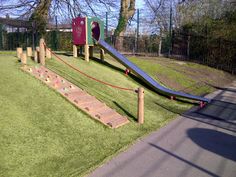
[156,73,185,91]
[147,58,235,88]
[156,73,208,95]
[135,56,235,95]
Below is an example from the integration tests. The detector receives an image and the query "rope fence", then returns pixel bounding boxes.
[44,43,136,92]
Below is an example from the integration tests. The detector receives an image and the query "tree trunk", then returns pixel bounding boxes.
[114,0,135,51]
[30,0,52,36]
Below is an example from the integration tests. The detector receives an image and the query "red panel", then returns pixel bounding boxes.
[72,17,86,45]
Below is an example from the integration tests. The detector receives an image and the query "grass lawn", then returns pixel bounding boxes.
[0,51,232,177]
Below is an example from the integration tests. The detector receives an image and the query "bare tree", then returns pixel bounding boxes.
[114,0,135,37]
[0,0,118,34]
[144,0,172,55]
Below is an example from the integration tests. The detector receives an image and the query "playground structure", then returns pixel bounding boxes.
[71,16,210,104]
[15,16,211,128]
[72,17,105,61]
[16,33,139,128]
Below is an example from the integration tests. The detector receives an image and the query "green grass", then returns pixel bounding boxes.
[0,52,227,177]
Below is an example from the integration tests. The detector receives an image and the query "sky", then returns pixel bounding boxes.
[136,0,145,9]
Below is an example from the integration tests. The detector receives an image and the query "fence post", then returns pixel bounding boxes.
[187,34,190,58]
[21,52,27,65]
[168,5,173,57]
[16,47,23,59]
[136,9,140,53]
[39,38,45,65]
[0,24,3,50]
[106,12,108,38]
[27,47,32,57]
[137,87,144,124]
[158,31,162,56]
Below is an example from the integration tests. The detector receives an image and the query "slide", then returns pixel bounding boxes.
[96,39,210,103]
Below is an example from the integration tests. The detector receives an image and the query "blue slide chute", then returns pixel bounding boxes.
[96,39,210,103]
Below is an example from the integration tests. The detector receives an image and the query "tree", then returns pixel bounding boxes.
[114,0,135,37]
[0,0,117,35]
[113,0,135,50]
[144,0,173,55]
[176,0,236,39]
[30,0,52,36]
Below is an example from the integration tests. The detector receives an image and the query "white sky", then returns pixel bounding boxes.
[136,0,145,8]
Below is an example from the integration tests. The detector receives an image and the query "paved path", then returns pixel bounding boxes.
[88,81,236,177]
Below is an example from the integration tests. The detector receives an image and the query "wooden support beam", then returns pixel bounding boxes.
[85,44,89,62]
[73,45,77,58]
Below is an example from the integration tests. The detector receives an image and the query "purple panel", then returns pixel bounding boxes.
[72,17,86,45]
[91,21,100,41]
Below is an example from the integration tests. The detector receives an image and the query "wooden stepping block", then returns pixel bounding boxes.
[21,66,129,128]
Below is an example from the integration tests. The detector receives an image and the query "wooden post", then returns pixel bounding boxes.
[21,52,27,65]
[39,38,45,65]
[73,45,77,57]
[35,46,40,63]
[85,44,89,62]
[187,34,190,58]
[100,49,105,62]
[34,50,39,63]
[137,87,144,124]
[16,47,23,59]
[89,46,94,58]
[27,47,32,57]
[46,48,52,59]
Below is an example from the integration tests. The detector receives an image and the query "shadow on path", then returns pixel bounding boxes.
[187,128,236,162]
[148,142,220,177]
[155,87,236,133]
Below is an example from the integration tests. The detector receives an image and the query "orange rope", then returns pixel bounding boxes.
[44,44,135,92]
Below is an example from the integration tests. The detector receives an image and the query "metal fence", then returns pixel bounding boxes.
[105,35,161,56]
[0,22,235,74]
[171,31,236,74]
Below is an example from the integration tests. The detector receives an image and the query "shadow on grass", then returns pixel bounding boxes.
[113,101,137,122]
[55,51,73,57]
[206,83,236,93]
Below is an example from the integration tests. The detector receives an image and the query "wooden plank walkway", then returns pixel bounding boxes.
[22,66,129,128]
